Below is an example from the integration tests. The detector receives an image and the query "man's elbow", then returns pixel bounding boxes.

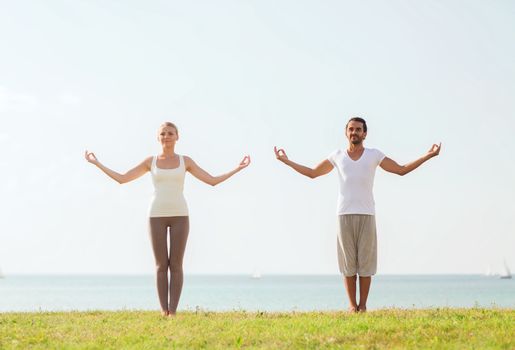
[308,171,319,179]
[398,167,408,176]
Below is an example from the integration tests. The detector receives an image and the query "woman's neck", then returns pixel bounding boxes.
[160,146,176,157]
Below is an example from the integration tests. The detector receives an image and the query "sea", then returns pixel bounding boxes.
[0,275,513,312]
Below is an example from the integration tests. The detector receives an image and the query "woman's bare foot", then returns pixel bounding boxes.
[358,305,367,313]
[161,310,169,317]
[167,312,176,317]
[348,306,358,313]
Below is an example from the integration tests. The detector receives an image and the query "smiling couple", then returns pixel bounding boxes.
[85,117,441,316]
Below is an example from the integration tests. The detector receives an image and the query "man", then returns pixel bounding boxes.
[274,117,441,312]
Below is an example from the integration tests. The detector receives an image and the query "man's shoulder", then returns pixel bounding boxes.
[328,148,344,158]
[327,149,344,167]
[365,147,384,155]
[365,148,386,162]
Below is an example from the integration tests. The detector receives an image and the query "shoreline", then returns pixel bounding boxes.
[2,305,514,314]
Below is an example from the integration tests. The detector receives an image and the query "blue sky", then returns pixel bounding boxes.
[1,0,514,275]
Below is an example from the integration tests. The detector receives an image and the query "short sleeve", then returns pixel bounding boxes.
[327,149,340,167]
[374,149,386,165]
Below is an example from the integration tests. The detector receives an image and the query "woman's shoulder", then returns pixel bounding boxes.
[178,155,192,171]
[181,155,193,164]
[142,156,154,169]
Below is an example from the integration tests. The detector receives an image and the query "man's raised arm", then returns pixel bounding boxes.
[380,143,441,176]
[274,146,334,179]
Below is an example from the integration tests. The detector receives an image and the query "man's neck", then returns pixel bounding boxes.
[347,143,365,152]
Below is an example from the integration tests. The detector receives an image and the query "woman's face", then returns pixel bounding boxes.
[158,126,178,147]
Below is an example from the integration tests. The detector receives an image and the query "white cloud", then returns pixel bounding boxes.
[0,132,9,143]
[0,86,39,111]
[58,93,81,106]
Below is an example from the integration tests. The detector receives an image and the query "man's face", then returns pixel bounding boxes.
[346,121,366,145]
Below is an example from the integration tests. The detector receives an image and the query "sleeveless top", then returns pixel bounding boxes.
[148,155,189,217]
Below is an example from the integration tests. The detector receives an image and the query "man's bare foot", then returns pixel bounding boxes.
[167,311,176,317]
[348,306,358,313]
[161,310,169,317]
[358,305,367,313]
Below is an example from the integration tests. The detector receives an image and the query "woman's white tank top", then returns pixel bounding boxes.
[148,155,189,217]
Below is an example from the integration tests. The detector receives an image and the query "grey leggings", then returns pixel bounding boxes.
[148,216,189,313]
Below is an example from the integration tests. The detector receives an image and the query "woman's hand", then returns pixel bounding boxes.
[85,150,99,165]
[238,155,251,170]
[274,146,288,162]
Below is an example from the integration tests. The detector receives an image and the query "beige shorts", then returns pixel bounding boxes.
[337,214,377,277]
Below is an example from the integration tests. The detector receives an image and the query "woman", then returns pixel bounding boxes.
[85,122,250,316]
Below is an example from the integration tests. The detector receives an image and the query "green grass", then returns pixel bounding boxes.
[1,309,513,349]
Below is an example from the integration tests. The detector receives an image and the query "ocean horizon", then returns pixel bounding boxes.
[1,274,513,312]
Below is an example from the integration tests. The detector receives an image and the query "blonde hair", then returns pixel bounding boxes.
[159,122,178,133]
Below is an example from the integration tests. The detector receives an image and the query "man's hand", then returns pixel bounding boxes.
[427,143,442,158]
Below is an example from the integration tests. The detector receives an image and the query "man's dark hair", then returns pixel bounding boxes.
[346,117,367,132]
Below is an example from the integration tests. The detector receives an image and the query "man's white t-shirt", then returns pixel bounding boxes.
[327,148,385,215]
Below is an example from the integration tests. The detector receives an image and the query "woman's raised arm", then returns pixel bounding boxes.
[184,155,250,186]
[85,150,152,184]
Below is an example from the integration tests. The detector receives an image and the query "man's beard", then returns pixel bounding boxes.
[350,136,362,145]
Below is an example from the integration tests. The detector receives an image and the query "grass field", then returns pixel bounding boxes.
[1,308,513,349]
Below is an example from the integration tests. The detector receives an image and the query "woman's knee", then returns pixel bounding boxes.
[156,261,169,273]
[169,260,183,274]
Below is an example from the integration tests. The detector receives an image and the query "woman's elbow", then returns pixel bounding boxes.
[117,175,129,184]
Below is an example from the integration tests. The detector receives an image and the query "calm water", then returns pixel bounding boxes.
[0,275,513,312]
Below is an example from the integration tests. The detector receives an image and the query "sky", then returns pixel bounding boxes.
[1,0,514,275]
